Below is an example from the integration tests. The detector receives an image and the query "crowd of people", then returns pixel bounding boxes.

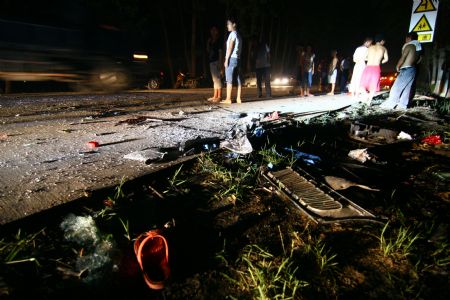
[206,17,423,110]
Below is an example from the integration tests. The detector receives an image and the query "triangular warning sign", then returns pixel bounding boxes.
[414,0,436,13]
[412,15,432,32]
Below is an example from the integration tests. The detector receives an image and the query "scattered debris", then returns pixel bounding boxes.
[262,111,279,121]
[252,126,265,137]
[87,141,100,149]
[60,214,115,283]
[220,118,253,154]
[349,121,398,145]
[99,138,141,147]
[181,136,221,154]
[61,129,76,133]
[348,148,371,163]
[220,136,253,154]
[284,148,321,165]
[421,134,442,145]
[124,149,167,164]
[263,167,382,224]
[95,132,116,136]
[60,214,99,246]
[116,116,149,125]
[134,230,170,290]
[397,131,413,140]
[0,133,7,141]
[324,176,380,191]
[78,150,99,156]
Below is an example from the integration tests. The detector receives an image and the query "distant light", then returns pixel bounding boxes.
[273,78,281,84]
[133,54,148,60]
[281,78,289,84]
[389,76,394,81]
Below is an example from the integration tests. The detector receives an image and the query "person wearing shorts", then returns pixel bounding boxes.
[222,17,242,104]
[360,65,381,93]
[327,50,338,95]
[207,26,223,102]
[359,34,388,104]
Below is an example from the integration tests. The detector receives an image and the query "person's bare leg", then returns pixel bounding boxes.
[224,83,232,102]
[236,85,242,103]
[217,88,222,100]
[327,83,335,95]
[299,87,304,96]
[208,89,217,101]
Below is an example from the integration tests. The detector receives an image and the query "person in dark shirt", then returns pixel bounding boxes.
[255,38,271,98]
[206,26,223,102]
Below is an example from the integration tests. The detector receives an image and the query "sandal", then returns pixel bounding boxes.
[134,230,170,290]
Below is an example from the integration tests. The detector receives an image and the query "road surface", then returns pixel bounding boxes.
[0,88,359,224]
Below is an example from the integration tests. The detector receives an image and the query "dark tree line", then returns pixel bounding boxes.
[1,0,447,92]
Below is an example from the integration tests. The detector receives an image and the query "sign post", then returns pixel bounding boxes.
[409,0,439,43]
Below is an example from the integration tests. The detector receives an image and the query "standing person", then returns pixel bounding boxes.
[317,59,328,92]
[327,50,338,95]
[296,46,305,96]
[301,45,315,96]
[255,38,271,98]
[222,17,242,104]
[339,55,351,93]
[349,37,373,96]
[206,26,223,102]
[380,32,422,110]
[359,34,388,104]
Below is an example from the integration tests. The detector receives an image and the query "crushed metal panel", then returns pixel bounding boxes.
[349,121,399,145]
[264,167,384,224]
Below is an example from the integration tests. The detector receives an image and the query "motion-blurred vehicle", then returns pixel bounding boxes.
[0,18,159,92]
[243,73,296,87]
[380,72,398,90]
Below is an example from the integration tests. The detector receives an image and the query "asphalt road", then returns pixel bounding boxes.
[0,87,296,124]
[0,87,359,225]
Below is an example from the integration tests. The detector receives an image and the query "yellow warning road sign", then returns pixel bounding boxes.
[414,0,436,13]
[412,15,433,32]
[417,33,432,42]
[409,0,439,43]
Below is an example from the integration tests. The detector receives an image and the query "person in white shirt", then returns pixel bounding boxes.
[349,37,373,96]
[222,17,243,104]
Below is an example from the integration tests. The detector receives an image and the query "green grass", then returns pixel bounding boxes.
[118,218,131,241]
[232,244,308,300]
[164,165,190,195]
[379,222,421,259]
[198,153,257,202]
[198,154,233,183]
[301,237,338,274]
[0,228,45,266]
[259,145,286,167]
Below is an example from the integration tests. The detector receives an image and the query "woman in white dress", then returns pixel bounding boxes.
[349,38,373,96]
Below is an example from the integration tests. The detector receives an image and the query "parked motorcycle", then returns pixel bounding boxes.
[174,71,202,89]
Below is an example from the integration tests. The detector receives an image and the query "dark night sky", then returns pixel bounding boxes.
[0,0,448,73]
